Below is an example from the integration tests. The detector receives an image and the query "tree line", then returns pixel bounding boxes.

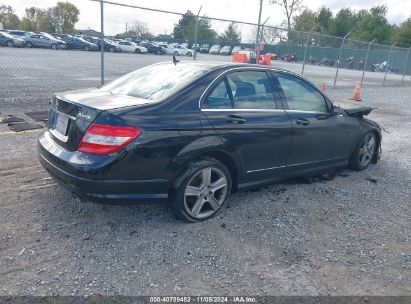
[1,1,410,48]
[0,2,79,34]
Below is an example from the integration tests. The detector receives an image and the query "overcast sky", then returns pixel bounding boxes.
[7,0,411,38]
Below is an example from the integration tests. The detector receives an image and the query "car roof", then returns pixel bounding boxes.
[170,61,316,85]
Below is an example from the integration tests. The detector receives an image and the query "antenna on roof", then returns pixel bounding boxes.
[173,55,179,65]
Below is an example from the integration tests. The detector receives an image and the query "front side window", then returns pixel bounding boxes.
[226,71,277,109]
[276,74,328,113]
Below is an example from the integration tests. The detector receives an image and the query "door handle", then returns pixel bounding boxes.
[296,118,310,126]
[226,114,247,124]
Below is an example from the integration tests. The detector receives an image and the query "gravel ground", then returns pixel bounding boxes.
[0,47,410,296]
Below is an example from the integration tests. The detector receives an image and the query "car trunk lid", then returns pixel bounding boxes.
[49,89,152,151]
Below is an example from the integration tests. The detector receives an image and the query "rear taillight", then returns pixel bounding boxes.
[77,123,141,155]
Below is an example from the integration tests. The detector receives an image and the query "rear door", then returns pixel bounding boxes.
[30,35,41,46]
[273,72,348,173]
[201,69,292,180]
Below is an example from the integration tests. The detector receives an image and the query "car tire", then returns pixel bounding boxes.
[156,50,161,55]
[26,42,33,48]
[51,44,57,50]
[187,52,192,57]
[171,157,232,223]
[135,48,141,54]
[84,46,90,51]
[109,47,115,52]
[6,40,14,47]
[350,132,377,171]
[173,51,179,56]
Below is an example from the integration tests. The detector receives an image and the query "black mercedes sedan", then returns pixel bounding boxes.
[38,62,382,222]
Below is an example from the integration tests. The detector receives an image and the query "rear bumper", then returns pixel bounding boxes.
[38,131,169,204]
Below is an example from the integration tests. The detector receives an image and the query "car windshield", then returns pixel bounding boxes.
[42,33,56,40]
[100,63,213,102]
[1,32,14,38]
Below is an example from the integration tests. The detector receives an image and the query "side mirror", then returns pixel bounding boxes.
[331,104,341,115]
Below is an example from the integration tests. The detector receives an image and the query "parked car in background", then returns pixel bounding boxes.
[116,41,148,53]
[231,46,242,54]
[200,44,210,53]
[81,36,121,52]
[0,32,25,47]
[8,30,34,42]
[281,53,297,62]
[180,42,189,48]
[219,46,232,55]
[55,34,98,51]
[25,33,66,49]
[268,53,278,60]
[173,44,194,56]
[209,44,221,54]
[40,32,67,48]
[139,42,165,55]
[160,44,176,55]
[191,43,200,51]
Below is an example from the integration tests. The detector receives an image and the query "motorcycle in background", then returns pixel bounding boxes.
[371,61,400,73]
[358,59,365,70]
[346,56,354,69]
[319,56,335,66]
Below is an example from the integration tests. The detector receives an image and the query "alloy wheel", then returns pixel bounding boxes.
[184,167,228,219]
[7,41,14,47]
[359,133,376,167]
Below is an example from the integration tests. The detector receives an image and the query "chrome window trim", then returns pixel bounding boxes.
[198,66,333,112]
[285,109,329,115]
[201,108,285,112]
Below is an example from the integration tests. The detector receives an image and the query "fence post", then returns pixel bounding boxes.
[100,0,104,85]
[193,6,202,61]
[301,26,316,75]
[401,47,410,85]
[383,42,397,86]
[333,32,350,88]
[361,39,375,86]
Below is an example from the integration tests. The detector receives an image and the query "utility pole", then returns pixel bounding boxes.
[254,0,263,63]
[193,6,202,61]
[100,0,104,85]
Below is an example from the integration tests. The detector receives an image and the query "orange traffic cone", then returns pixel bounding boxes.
[321,82,326,93]
[351,81,362,101]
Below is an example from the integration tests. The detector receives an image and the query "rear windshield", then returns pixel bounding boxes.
[100,63,212,102]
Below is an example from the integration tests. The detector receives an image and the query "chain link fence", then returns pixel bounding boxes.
[2,0,411,99]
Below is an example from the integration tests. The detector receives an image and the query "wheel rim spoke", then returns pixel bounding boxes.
[207,195,220,211]
[191,199,204,216]
[202,168,212,186]
[210,177,227,192]
[185,185,201,197]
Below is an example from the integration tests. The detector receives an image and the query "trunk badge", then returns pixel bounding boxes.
[78,113,91,120]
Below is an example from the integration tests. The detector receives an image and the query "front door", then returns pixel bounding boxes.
[201,69,292,181]
[273,72,348,173]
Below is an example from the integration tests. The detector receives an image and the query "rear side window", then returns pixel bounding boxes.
[276,74,328,113]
